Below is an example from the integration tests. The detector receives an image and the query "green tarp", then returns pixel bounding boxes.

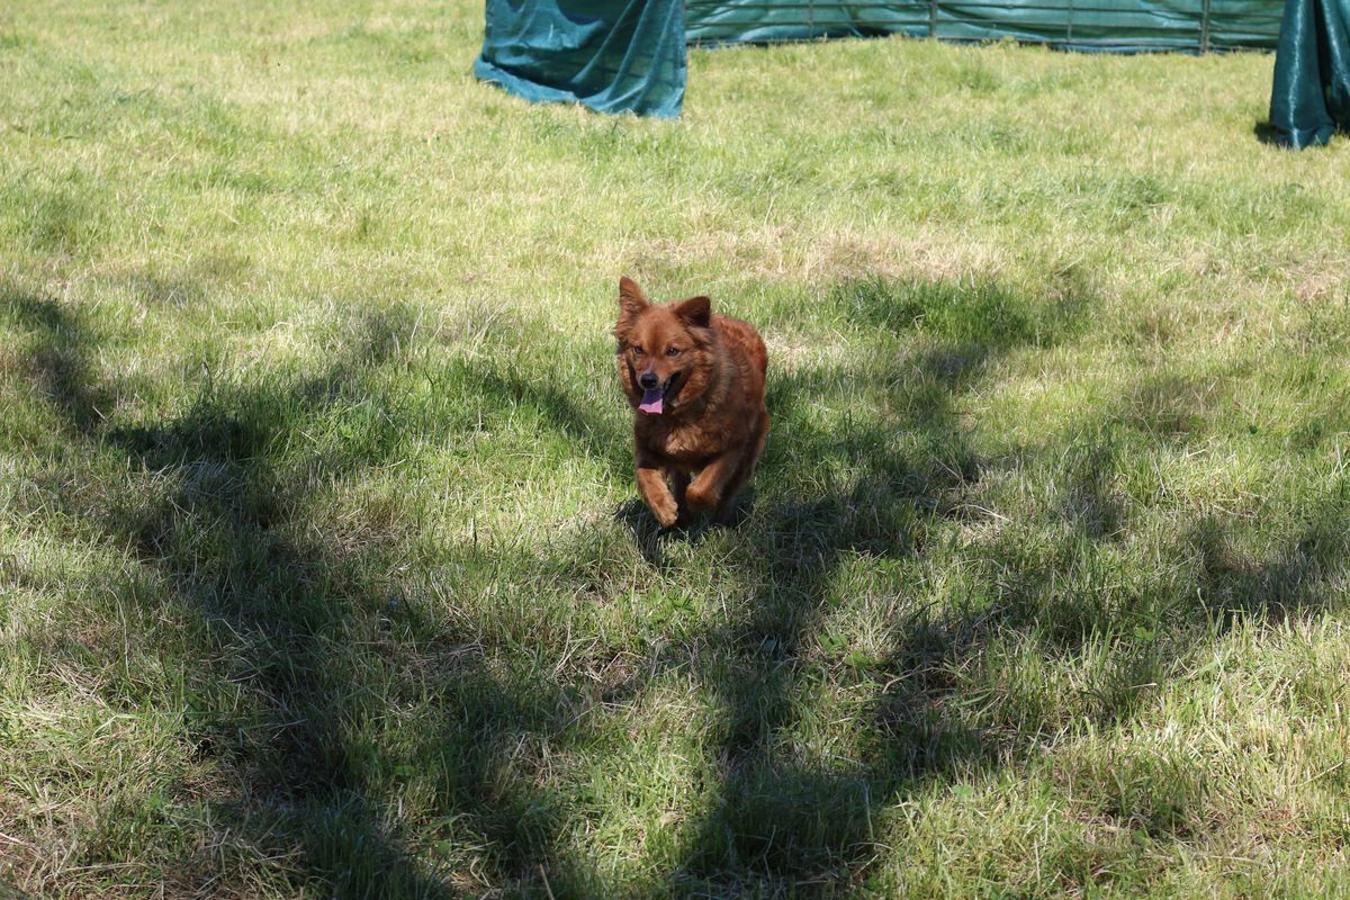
[474,0,686,118]
[685,0,1284,51]
[475,1,1288,120]
[1270,0,1350,147]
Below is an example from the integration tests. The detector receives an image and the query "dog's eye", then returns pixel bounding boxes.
[665,346,680,356]
[631,345,645,356]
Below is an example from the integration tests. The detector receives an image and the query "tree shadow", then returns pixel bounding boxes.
[9,270,1346,896]
[7,291,611,895]
[8,294,456,895]
[631,275,1349,894]
[9,294,113,437]
[464,367,632,479]
[651,281,1038,892]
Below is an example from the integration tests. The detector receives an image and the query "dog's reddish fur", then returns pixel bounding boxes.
[614,276,769,527]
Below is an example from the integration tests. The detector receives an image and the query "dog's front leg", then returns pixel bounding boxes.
[684,449,747,515]
[636,465,680,528]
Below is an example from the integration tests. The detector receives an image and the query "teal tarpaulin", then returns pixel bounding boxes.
[1270,0,1350,147]
[475,1,1288,119]
[474,0,686,118]
[685,0,1284,52]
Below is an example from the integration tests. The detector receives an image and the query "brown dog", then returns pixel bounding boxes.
[614,276,769,527]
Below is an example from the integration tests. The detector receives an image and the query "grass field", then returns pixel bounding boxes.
[2,0,1349,895]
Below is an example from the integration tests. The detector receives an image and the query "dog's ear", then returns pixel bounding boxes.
[673,295,711,329]
[618,276,649,322]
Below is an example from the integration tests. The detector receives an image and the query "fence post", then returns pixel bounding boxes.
[1200,0,1212,52]
[929,0,938,38]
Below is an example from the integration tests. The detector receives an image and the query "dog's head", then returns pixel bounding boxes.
[614,276,715,417]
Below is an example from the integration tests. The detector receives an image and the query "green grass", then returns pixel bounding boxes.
[2,1,1349,895]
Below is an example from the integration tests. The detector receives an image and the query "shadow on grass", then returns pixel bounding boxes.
[8,292,611,895]
[603,276,1348,894]
[9,294,113,436]
[8,271,1347,896]
[1251,120,1283,146]
[642,279,1065,892]
[8,296,458,895]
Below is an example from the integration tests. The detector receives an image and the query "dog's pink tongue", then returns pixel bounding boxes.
[638,388,664,415]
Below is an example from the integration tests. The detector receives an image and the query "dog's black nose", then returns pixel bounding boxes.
[638,372,659,389]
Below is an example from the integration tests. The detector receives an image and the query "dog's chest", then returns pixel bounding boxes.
[651,419,724,464]
[661,426,709,458]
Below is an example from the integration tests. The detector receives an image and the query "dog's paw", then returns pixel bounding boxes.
[651,502,680,528]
